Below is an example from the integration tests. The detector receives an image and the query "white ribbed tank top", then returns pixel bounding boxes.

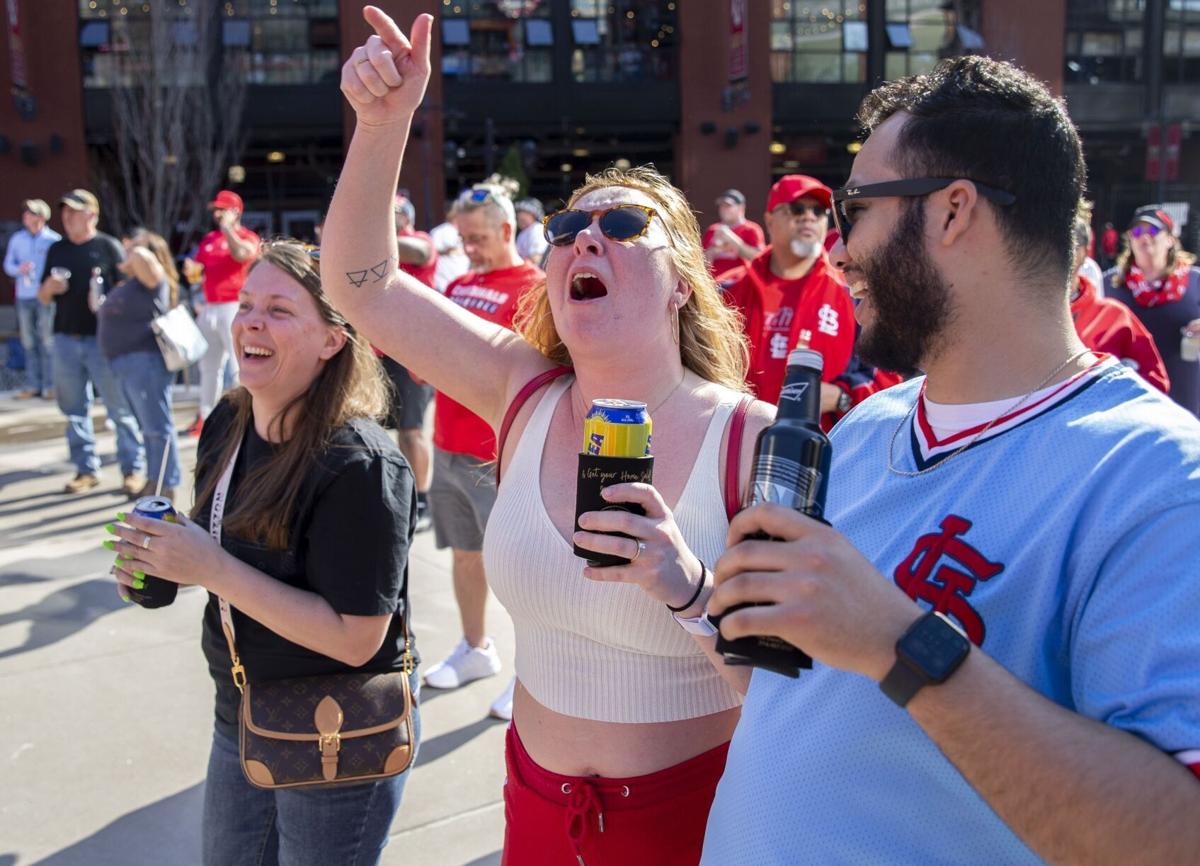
[483,377,744,723]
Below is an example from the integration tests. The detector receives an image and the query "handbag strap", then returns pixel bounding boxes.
[495,366,573,486]
[724,396,754,521]
[212,430,415,694]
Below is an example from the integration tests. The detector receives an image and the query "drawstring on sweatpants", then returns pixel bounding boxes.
[562,779,604,865]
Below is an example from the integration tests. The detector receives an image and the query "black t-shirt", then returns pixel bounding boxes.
[1105,265,1200,416]
[43,233,125,336]
[196,399,418,736]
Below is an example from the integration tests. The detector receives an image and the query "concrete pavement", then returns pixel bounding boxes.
[0,391,514,866]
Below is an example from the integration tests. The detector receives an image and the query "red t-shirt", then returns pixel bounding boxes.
[195,226,260,304]
[434,262,545,461]
[399,228,438,289]
[703,220,765,278]
[721,247,855,404]
[1072,275,1170,393]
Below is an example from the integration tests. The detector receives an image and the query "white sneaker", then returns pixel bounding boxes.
[423,637,502,689]
[489,676,516,721]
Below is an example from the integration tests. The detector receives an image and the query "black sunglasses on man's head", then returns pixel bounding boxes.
[830,177,1016,243]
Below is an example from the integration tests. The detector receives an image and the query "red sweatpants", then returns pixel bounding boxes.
[501,723,729,866]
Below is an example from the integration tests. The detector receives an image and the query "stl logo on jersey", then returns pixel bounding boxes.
[892,515,1003,646]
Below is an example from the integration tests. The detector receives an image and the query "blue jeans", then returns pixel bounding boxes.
[17,298,54,393]
[53,334,144,477]
[109,351,182,489]
[202,671,421,866]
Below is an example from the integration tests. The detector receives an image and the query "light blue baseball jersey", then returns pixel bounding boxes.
[702,359,1200,865]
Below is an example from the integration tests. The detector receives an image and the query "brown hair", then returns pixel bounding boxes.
[131,229,181,308]
[514,165,749,390]
[190,240,389,549]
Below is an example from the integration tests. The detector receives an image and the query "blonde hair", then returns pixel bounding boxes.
[514,165,749,391]
[190,240,389,549]
[130,229,181,308]
[1110,226,1196,288]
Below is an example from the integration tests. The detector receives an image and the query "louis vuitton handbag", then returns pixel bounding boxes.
[209,438,416,790]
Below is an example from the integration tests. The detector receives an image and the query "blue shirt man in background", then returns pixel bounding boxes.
[4,199,61,398]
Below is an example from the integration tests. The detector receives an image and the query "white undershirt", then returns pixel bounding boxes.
[922,380,1070,441]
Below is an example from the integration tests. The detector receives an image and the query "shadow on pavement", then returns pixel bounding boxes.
[25,783,202,866]
[0,576,125,661]
[415,718,504,768]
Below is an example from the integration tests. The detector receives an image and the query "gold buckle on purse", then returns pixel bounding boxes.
[230,657,247,692]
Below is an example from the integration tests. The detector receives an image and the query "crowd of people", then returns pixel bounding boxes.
[5,5,1199,865]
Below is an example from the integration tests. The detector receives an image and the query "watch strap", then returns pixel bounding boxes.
[879,657,927,708]
[673,611,718,637]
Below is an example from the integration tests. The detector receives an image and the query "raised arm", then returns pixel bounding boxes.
[321,7,546,428]
[128,246,167,290]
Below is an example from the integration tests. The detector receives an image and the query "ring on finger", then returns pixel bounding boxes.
[630,541,646,563]
[141,534,152,551]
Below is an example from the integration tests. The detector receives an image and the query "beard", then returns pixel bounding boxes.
[856,201,954,377]
[790,238,820,259]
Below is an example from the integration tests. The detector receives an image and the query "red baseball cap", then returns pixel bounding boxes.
[766,175,832,214]
[208,190,244,211]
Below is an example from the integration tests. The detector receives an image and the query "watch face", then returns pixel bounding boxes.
[900,613,970,681]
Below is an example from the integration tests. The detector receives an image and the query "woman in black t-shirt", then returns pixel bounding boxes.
[106,241,419,866]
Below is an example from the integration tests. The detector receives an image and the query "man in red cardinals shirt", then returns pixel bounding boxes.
[721,175,856,412]
[422,184,543,722]
[703,189,766,278]
[1069,215,1169,392]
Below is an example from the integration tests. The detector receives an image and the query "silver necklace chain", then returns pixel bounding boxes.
[886,350,1093,477]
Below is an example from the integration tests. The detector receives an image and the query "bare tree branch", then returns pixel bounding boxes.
[99,0,246,248]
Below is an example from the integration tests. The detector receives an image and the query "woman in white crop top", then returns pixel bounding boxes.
[321,13,775,864]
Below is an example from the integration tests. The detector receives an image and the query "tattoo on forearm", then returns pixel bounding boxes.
[346,257,394,288]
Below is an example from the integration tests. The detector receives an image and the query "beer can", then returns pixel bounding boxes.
[582,399,652,457]
[127,496,179,609]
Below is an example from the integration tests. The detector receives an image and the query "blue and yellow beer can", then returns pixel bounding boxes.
[582,399,652,457]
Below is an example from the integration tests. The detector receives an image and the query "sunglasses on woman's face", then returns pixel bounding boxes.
[1130,224,1162,239]
[542,205,658,247]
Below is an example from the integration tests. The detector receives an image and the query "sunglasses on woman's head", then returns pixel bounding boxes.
[1130,224,1162,239]
[542,205,658,246]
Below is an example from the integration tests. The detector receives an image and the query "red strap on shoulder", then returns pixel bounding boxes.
[724,396,754,521]
[496,366,573,485]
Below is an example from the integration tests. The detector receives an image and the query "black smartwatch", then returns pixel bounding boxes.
[879,611,971,708]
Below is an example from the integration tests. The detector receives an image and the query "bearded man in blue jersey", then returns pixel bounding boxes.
[704,55,1200,865]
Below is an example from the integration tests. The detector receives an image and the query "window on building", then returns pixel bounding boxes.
[770,1,868,84]
[885,0,982,80]
[440,1,554,82]
[1064,0,1145,84]
[1164,0,1200,82]
[568,0,677,83]
[79,0,338,87]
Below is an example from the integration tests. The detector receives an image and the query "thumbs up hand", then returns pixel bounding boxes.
[341,7,433,128]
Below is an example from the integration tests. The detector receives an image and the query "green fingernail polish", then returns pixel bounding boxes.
[133,571,145,580]
[121,594,132,604]
[132,579,145,590]
[115,556,125,565]
[104,523,116,535]
[116,512,126,521]
[103,540,115,551]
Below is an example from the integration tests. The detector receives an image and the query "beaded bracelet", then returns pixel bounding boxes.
[665,562,708,613]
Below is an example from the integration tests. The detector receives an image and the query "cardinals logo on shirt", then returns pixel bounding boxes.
[893,515,1003,646]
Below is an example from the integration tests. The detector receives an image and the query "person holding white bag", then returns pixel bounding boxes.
[97,230,183,500]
